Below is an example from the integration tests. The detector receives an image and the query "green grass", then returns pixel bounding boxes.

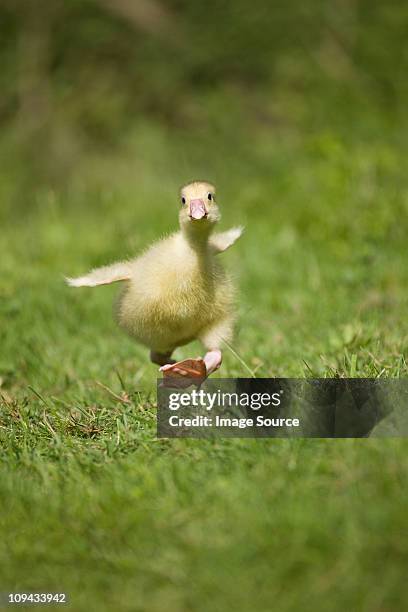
[1,112,408,610]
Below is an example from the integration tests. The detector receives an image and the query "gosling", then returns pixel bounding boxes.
[66,181,243,381]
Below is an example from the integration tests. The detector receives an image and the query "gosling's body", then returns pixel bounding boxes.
[67,181,242,379]
[117,232,234,354]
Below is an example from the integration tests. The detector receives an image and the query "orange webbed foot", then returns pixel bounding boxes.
[160,358,207,388]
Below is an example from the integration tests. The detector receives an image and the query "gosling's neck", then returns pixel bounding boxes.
[180,223,215,256]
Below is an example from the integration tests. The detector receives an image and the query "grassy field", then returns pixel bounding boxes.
[1,109,408,610]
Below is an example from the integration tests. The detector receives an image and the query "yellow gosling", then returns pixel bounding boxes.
[66,181,243,380]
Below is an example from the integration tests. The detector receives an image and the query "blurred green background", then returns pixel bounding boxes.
[1,2,408,610]
[2,0,408,201]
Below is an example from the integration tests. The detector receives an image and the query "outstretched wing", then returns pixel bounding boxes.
[66,261,132,287]
[210,226,244,254]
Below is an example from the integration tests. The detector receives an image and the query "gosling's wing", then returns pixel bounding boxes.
[210,226,244,254]
[66,261,132,287]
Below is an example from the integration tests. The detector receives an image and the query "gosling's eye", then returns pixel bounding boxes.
[207,192,213,201]
[181,196,186,205]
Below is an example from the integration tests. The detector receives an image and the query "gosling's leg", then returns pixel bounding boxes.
[199,318,231,376]
[150,350,175,367]
[203,349,222,375]
[160,316,231,381]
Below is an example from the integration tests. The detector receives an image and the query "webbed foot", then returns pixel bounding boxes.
[159,351,222,388]
[160,358,207,386]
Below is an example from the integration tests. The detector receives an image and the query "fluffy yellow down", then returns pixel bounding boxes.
[116,232,235,353]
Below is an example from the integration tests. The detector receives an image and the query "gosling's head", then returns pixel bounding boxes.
[179,180,220,237]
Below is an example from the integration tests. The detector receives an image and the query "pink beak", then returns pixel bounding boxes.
[189,198,207,220]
